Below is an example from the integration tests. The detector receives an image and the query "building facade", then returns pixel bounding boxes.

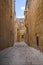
[0,0,15,51]
[15,18,26,42]
[25,0,43,52]
[24,0,32,45]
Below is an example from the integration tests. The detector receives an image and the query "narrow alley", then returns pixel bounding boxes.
[0,42,43,65]
[0,0,43,65]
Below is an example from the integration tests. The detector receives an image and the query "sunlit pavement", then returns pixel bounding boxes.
[0,42,43,65]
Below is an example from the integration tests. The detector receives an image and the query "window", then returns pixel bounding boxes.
[22,35,24,38]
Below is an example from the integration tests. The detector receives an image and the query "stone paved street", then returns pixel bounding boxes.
[0,42,43,65]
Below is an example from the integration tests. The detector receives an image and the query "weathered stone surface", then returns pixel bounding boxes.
[15,18,26,42]
[24,0,43,52]
[0,0,15,51]
[0,42,43,65]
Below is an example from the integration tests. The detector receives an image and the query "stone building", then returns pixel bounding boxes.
[0,0,15,51]
[25,0,43,52]
[18,18,26,42]
[14,21,19,42]
[24,0,32,45]
[15,18,26,42]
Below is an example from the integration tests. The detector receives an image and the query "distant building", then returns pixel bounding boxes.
[15,18,26,42]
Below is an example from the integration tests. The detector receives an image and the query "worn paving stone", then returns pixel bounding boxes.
[0,42,43,65]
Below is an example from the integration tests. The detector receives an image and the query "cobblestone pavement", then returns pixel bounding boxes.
[0,42,43,65]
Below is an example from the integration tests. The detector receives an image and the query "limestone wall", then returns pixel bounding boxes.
[29,0,43,51]
[0,0,15,51]
[25,0,43,52]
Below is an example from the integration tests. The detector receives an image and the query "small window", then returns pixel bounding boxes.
[17,29,19,31]
[10,15,12,18]
[22,35,24,38]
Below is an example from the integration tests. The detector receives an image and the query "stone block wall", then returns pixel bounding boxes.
[0,0,14,51]
[29,0,43,51]
[25,0,43,52]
